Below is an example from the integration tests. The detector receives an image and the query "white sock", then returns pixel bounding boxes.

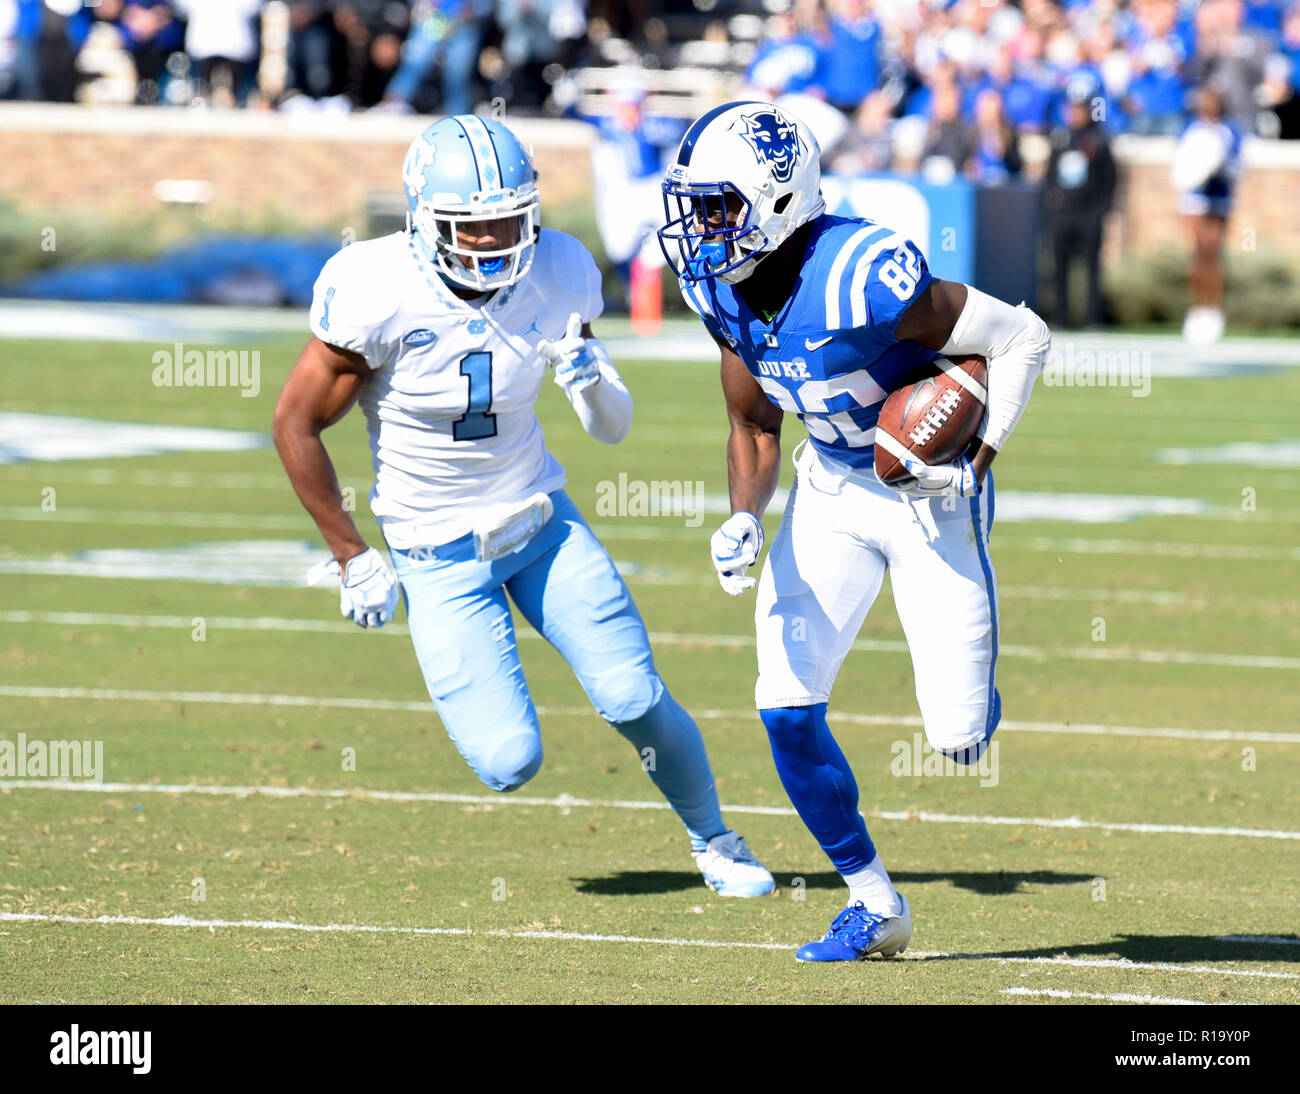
[842,856,902,916]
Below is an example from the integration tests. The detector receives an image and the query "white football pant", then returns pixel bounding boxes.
[754,441,1000,754]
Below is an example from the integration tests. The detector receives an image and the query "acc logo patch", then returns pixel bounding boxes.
[402,328,438,346]
[737,109,804,184]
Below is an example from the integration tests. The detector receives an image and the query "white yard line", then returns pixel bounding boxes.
[3,775,1298,841]
[4,501,1300,558]
[0,910,1292,986]
[1,667,1297,744]
[1000,987,1238,1005]
[1215,935,1300,946]
[2,676,1297,745]
[1,610,1295,672]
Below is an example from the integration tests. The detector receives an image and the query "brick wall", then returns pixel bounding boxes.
[0,104,596,230]
[2,104,1297,260]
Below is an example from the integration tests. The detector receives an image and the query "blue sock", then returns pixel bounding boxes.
[760,703,876,874]
[614,691,726,853]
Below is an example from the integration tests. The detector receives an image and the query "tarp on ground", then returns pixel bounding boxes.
[2,237,341,307]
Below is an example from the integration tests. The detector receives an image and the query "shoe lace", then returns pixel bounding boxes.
[824,902,888,945]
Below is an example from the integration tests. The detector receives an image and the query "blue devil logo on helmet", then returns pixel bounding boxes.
[737,109,803,184]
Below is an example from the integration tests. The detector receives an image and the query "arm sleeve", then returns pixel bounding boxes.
[941,286,1052,453]
[564,340,633,445]
[308,249,399,368]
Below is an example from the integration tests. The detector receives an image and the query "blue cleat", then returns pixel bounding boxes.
[795,896,912,962]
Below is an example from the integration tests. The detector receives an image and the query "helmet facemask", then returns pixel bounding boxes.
[660,181,771,284]
[660,181,816,284]
[409,189,541,292]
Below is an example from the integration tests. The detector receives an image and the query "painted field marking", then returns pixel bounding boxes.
[1,610,1294,672]
[0,911,1293,985]
[3,775,1299,841]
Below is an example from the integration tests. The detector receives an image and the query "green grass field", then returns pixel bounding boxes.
[1,322,1297,1004]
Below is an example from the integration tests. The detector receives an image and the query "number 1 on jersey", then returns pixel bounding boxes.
[453,352,497,441]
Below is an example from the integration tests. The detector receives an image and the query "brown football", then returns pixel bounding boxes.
[874,355,989,485]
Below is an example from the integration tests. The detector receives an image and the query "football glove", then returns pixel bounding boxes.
[888,455,980,499]
[309,546,400,628]
[539,311,601,394]
[710,511,764,596]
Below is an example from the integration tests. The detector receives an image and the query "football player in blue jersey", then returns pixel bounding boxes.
[659,101,1052,961]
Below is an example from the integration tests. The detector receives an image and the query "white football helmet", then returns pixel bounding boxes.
[658,101,825,284]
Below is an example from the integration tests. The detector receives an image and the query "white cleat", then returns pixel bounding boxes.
[691,830,775,897]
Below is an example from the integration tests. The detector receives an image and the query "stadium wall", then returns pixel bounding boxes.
[2,103,1298,262]
[0,104,594,232]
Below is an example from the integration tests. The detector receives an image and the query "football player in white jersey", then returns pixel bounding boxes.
[272,115,773,897]
[659,102,1052,959]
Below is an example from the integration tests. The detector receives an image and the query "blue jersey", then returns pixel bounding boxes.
[681,214,939,472]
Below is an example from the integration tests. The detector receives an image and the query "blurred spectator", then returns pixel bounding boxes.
[823,0,880,113]
[333,1,409,108]
[920,78,976,180]
[171,0,263,107]
[6,0,95,101]
[1284,2,1300,81]
[382,1,490,116]
[965,44,1054,133]
[1125,0,1192,134]
[1042,76,1117,327]
[0,0,1298,147]
[496,0,565,109]
[1260,51,1300,137]
[1194,0,1272,130]
[285,1,337,101]
[570,82,686,302]
[100,1,184,105]
[826,88,894,173]
[969,86,1023,182]
[746,5,828,100]
[1172,83,1242,342]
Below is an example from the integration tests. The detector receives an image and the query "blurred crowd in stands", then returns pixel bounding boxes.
[1,1,1297,146]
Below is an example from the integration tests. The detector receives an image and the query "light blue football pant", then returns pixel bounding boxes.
[388,490,726,850]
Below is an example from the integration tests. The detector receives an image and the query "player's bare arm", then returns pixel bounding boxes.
[720,334,783,518]
[895,276,1051,486]
[272,335,372,566]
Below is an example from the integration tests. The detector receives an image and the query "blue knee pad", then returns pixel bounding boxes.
[592,670,661,726]
[466,731,543,793]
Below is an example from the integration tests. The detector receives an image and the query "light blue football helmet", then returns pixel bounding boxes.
[402,115,541,291]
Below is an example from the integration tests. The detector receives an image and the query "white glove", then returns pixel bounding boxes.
[888,455,980,499]
[309,546,400,628]
[710,511,764,596]
[538,312,600,394]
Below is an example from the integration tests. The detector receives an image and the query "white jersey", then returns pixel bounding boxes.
[308,229,604,549]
